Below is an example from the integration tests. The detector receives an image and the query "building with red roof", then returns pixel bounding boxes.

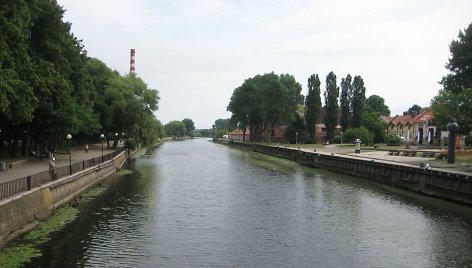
[386,109,437,145]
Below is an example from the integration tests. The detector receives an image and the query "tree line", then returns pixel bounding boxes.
[227,70,391,144]
[164,118,195,138]
[0,0,163,157]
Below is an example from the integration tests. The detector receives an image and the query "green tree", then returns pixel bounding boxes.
[228,72,302,142]
[365,95,391,116]
[215,129,228,138]
[213,118,235,130]
[441,22,472,93]
[182,118,195,137]
[385,133,402,146]
[432,22,472,136]
[431,89,472,135]
[0,0,162,157]
[407,104,422,116]
[305,74,322,143]
[351,76,366,128]
[361,112,387,143]
[165,121,187,138]
[340,74,353,131]
[285,113,308,144]
[343,127,374,145]
[324,72,339,142]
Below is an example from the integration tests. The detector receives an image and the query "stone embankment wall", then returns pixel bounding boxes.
[215,139,472,206]
[0,151,128,245]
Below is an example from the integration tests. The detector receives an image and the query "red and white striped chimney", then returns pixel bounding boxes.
[130,49,136,74]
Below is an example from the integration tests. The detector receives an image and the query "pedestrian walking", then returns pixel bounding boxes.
[49,157,56,180]
[85,144,89,154]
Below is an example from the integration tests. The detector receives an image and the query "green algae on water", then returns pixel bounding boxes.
[0,206,78,268]
[116,169,134,176]
[81,185,108,199]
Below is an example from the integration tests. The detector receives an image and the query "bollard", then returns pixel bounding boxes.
[355,139,362,154]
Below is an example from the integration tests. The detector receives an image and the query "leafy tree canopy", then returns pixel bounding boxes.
[213,118,236,131]
[182,118,195,136]
[407,104,422,116]
[431,89,472,134]
[0,0,162,156]
[441,22,472,93]
[365,95,391,116]
[227,72,303,142]
[165,121,187,138]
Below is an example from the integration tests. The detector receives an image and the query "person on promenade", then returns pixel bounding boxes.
[85,144,89,154]
[49,157,56,180]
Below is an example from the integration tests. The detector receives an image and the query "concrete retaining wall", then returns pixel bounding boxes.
[216,139,472,206]
[0,151,128,245]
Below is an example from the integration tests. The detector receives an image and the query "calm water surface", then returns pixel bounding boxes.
[24,139,472,267]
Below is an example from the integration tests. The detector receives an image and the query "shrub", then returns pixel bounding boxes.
[465,136,472,148]
[215,129,228,138]
[385,133,402,146]
[343,127,374,145]
[125,139,138,150]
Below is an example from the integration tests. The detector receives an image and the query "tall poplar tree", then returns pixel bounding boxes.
[351,75,366,128]
[305,74,321,143]
[340,74,352,131]
[324,72,339,142]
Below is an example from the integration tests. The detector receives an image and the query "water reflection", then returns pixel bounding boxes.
[23,139,472,267]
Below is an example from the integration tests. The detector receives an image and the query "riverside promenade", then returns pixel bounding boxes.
[305,144,472,174]
[0,144,118,184]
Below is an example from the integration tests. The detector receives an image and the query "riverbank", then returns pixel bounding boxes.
[0,150,129,248]
[214,139,472,206]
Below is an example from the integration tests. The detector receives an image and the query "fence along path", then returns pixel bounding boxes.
[0,148,125,201]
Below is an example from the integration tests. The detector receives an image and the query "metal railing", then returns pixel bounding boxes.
[0,148,127,201]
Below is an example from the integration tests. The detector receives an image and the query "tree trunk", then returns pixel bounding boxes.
[10,137,18,158]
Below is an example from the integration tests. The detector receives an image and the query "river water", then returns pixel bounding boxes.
[22,139,472,267]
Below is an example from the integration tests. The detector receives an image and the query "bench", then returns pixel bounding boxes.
[403,151,417,156]
[422,152,438,158]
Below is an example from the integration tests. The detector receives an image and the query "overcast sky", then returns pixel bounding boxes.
[58,0,472,129]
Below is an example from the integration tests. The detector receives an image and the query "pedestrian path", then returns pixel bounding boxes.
[0,144,118,183]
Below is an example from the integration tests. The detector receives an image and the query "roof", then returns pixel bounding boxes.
[390,114,414,126]
[229,129,250,135]
[413,109,433,123]
[380,116,394,123]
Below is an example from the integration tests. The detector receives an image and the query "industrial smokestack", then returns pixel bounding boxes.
[130,49,136,74]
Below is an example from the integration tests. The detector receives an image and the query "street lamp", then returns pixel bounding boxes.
[66,134,72,175]
[296,132,298,145]
[100,133,104,162]
[115,133,118,148]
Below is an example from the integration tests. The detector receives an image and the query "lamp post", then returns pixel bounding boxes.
[115,132,118,149]
[100,133,104,162]
[66,134,72,175]
[296,132,298,145]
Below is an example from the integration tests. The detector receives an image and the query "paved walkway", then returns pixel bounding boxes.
[292,145,472,173]
[0,144,119,183]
